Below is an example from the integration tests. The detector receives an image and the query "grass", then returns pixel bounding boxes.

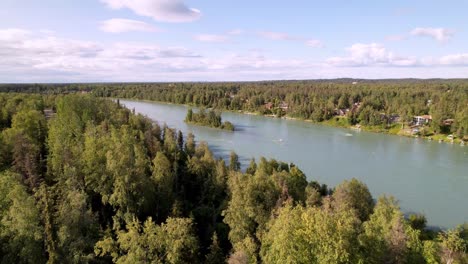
[322,117,350,128]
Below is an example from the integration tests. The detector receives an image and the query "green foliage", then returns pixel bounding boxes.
[358,195,431,264]
[408,213,428,231]
[0,171,45,264]
[223,170,280,249]
[185,108,235,131]
[205,232,226,264]
[95,217,198,264]
[261,202,361,264]
[229,151,241,172]
[0,92,466,263]
[260,205,304,264]
[151,152,174,219]
[438,227,467,264]
[1,109,47,189]
[332,178,374,222]
[246,158,257,175]
[55,79,468,137]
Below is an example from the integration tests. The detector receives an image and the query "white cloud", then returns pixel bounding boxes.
[259,31,296,41]
[99,18,158,33]
[193,29,244,43]
[100,0,201,23]
[1,28,468,82]
[194,34,228,43]
[439,54,468,65]
[227,29,243,35]
[385,34,407,41]
[0,28,321,81]
[410,27,454,42]
[326,43,418,67]
[0,28,204,80]
[306,39,323,48]
[259,31,323,48]
[0,28,31,42]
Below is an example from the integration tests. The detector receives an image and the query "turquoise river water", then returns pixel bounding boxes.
[121,100,468,228]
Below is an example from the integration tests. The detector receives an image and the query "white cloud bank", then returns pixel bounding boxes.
[327,43,418,67]
[100,0,201,23]
[439,54,468,65]
[100,18,158,33]
[193,29,244,43]
[1,29,468,82]
[306,39,324,48]
[326,43,468,69]
[259,31,323,48]
[410,27,454,42]
[259,31,296,41]
[194,34,229,43]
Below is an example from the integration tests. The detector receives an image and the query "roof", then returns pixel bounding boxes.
[415,115,432,119]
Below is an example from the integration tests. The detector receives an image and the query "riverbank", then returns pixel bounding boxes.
[239,109,466,146]
[115,97,466,146]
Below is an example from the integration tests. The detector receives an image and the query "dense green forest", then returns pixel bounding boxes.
[1,79,466,141]
[185,108,235,131]
[0,92,466,263]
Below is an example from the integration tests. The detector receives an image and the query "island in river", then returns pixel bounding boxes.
[185,108,235,131]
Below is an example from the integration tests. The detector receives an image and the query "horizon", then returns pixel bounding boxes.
[3,77,468,85]
[1,0,468,82]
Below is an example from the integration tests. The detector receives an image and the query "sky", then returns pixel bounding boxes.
[1,0,468,82]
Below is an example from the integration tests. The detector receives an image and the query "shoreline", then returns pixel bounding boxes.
[116,97,466,146]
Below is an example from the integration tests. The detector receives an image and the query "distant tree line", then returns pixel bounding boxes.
[0,92,466,263]
[2,79,465,138]
[185,108,234,131]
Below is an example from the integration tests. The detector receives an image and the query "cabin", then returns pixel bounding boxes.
[43,109,56,120]
[279,102,289,111]
[334,108,348,116]
[389,114,400,123]
[351,102,361,113]
[413,115,432,126]
[264,102,273,110]
[442,119,455,126]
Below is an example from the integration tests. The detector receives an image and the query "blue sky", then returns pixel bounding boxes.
[1,0,468,82]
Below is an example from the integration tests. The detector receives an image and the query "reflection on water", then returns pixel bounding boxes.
[121,100,468,228]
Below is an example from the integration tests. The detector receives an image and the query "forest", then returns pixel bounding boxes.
[185,108,235,131]
[0,92,466,263]
[1,79,466,140]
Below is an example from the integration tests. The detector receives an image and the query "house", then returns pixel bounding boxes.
[413,115,432,126]
[279,102,289,111]
[264,102,273,110]
[389,114,401,123]
[442,119,455,126]
[350,102,361,113]
[334,108,348,116]
[43,109,56,120]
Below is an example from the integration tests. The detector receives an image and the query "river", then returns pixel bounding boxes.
[121,99,468,228]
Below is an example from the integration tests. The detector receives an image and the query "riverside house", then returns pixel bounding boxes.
[413,115,432,126]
